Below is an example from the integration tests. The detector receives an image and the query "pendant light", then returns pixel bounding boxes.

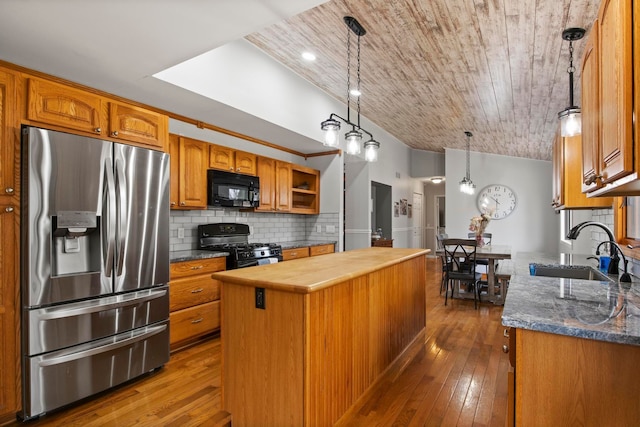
[459,131,475,195]
[558,27,585,137]
[320,16,380,161]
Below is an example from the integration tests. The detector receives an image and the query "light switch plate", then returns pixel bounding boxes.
[177,228,185,239]
[316,225,322,233]
[326,225,336,233]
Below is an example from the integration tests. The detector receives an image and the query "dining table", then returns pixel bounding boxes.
[437,244,512,305]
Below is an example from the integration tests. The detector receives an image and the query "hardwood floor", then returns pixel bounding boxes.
[4,256,508,426]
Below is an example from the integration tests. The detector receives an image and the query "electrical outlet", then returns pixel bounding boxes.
[316,224,322,233]
[326,225,336,233]
[177,228,185,239]
[255,287,265,309]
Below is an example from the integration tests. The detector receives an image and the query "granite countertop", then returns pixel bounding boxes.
[280,240,337,249]
[170,249,229,263]
[502,252,640,346]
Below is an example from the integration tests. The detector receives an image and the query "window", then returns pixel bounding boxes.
[560,209,573,244]
[625,197,640,239]
[615,197,640,249]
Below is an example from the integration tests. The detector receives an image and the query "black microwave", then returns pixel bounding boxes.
[208,170,260,208]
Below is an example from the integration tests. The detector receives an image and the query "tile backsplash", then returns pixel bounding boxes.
[170,209,339,251]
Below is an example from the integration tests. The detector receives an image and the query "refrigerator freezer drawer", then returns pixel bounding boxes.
[22,320,169,420]
[26,286,169,355]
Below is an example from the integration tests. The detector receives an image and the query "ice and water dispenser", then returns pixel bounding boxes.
[51,211,101,277]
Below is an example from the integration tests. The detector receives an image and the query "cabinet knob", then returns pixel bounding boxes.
[229,167,234,171]
[502,344,509,353]
[111,131,119,137]
[4,206,14,213]
[503,328,510,338]
[180,202,186,206]
[95,127,101,134]
[170,201,176,207]
[5,187,14,194]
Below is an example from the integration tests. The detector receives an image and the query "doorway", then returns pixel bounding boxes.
[371,182,392,240]
[435,195,446,247]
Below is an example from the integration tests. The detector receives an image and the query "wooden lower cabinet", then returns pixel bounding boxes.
[282,247,309,261]
[512,327,640,426]
[283,244,335,261]
[169,257,225,350]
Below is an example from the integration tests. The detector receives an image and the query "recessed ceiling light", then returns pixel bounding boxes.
[302,51,316,61]
[350,89,361,97]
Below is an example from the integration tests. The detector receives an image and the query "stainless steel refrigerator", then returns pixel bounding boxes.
[20,126,170,420]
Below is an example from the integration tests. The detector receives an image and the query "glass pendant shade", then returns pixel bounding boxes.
[559,108,581,137]
[345,130,362,154]
[321,118,341,147]
[459,177,475,195]
[364,140,380,162]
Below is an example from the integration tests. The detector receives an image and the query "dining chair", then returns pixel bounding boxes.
[468,232,494,297]
[442,238,482,309]
[436,233,450,294]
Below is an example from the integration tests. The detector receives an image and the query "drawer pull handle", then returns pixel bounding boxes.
[190,265,203,270]
[191,288,204,294]
[191,318,203,324]
[502,344,509,353]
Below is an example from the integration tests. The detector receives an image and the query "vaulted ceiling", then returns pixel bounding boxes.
[246,0,600,160]
[0,0,599,162]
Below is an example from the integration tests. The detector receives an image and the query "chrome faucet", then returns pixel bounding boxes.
[566,221,631,282]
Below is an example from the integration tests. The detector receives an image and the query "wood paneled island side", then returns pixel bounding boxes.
[211,247,429,427]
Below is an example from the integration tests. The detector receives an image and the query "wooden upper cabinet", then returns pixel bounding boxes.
[0,68,18,199]
[108,102,168,151]
[256,157,291,212]
[27,78,104,136]
[209,144,256,175]
[580,22,600,193]
[275,160,292,212]
[256,156,276,212]
[170,134,207,209]
[597,0,633,184]
[234,150,257,175]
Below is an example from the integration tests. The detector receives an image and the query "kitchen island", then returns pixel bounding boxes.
[502,252,640,426]
[212,247,429,427]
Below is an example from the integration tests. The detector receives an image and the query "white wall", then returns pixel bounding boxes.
[445,148,558,255]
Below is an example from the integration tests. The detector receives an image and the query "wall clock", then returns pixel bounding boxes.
[476,184,517,219]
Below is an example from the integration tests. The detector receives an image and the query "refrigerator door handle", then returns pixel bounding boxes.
[103,156,116,278]
[37,324,167,367]
[35,288,167,320]
[114,158,128,277]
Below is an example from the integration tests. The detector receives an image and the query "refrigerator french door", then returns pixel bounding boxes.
[20,126,170,420]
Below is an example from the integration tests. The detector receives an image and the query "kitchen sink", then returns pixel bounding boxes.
[531,264,612,282]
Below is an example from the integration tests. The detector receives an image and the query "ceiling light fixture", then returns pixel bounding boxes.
[558,27,586,137]
[430,176,445,184]
[320,16,380,161]
[302,51,316,61]
[459,131,475,195]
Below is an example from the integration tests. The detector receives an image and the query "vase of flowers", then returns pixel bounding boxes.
[469,213,491,247]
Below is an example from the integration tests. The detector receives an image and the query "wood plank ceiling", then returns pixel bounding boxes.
[246,0,600,161]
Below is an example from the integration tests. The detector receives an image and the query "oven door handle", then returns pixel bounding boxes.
[37,324,167,367]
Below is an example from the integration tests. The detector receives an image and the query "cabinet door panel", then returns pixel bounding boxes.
[257,157,276,211]
[178,137,207,208]
[170,301,220,346]
[234,151,256,175]
[275,161,291,212]
[0,69,18,198]
[108,102,168,151]
[580,23,599,192]
[209,145,234,171]
[27,78,104,135]
[598,0,633,183]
